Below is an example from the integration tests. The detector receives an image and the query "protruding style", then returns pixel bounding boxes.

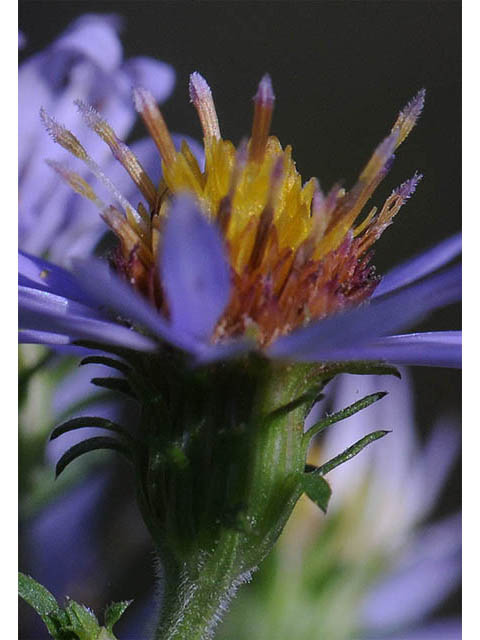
[75,100,157,206]
[133,87,177,166]
[392,88,426,147]
[249,74,275,163]
[45,159,106,210]
[248,156,284,270]
[40,108,88,161]
[41,107,146,233]
[189,72,221,140]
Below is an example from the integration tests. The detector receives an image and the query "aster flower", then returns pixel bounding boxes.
[217,372,460,640]
[322,372,460,639]
[19,73,460,367]
[19,14,176,264]
[18,72,461,639]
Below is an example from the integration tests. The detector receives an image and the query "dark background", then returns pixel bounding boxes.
[19,0,461,636]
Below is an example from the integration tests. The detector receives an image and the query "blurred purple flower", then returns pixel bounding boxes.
[321,371,461,638]
[19,14,175,263]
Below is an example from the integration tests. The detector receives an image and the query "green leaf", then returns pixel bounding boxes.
[65,600,101,640]
[303,391,387,443]
[18,573,123,640]
[55,437,132,478]
[50,417,133,443]
[104,600,132,632]
[318,430,390,475]
[18,573,69,638]
[18,572,59,619]
[300,474,332,513]
[91,377,136,398]
[80,355,131,377]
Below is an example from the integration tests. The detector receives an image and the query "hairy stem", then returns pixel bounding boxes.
[144,359,320,639]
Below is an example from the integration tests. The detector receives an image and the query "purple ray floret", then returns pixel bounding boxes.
[268,263,461,365]
[160,194,232,341]
[19,250,95,306]
[71,258,201,354]
[374,233,462,298]
[286,332,461,368]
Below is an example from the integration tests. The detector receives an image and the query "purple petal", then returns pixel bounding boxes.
[122,57,175,104]
[18,59,55,171]
[19,251,94,305]
[19,14,175,264]
[268,265,461,362]
[359,331,461,368]
[51,14,123,72]
[322,370,417,517]
[296,332,461,368]
[72,258,201,353]
[19,293,155,351]
[19,330,70,345]
[406,417,460,522]
[160,195,232,341]
[25,473,109,596]
[363,619,461,640]
[362,515,461,631]
[19,284,101,319]
[374,233,461,298]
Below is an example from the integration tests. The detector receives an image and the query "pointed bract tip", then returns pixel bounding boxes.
[254,74,275,105]
[189,71,212,103]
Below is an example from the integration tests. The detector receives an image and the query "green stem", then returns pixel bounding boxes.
[152,360,319,640]
[154,530,249,640]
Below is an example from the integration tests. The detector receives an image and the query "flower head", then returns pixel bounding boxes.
[19,73,461,367]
